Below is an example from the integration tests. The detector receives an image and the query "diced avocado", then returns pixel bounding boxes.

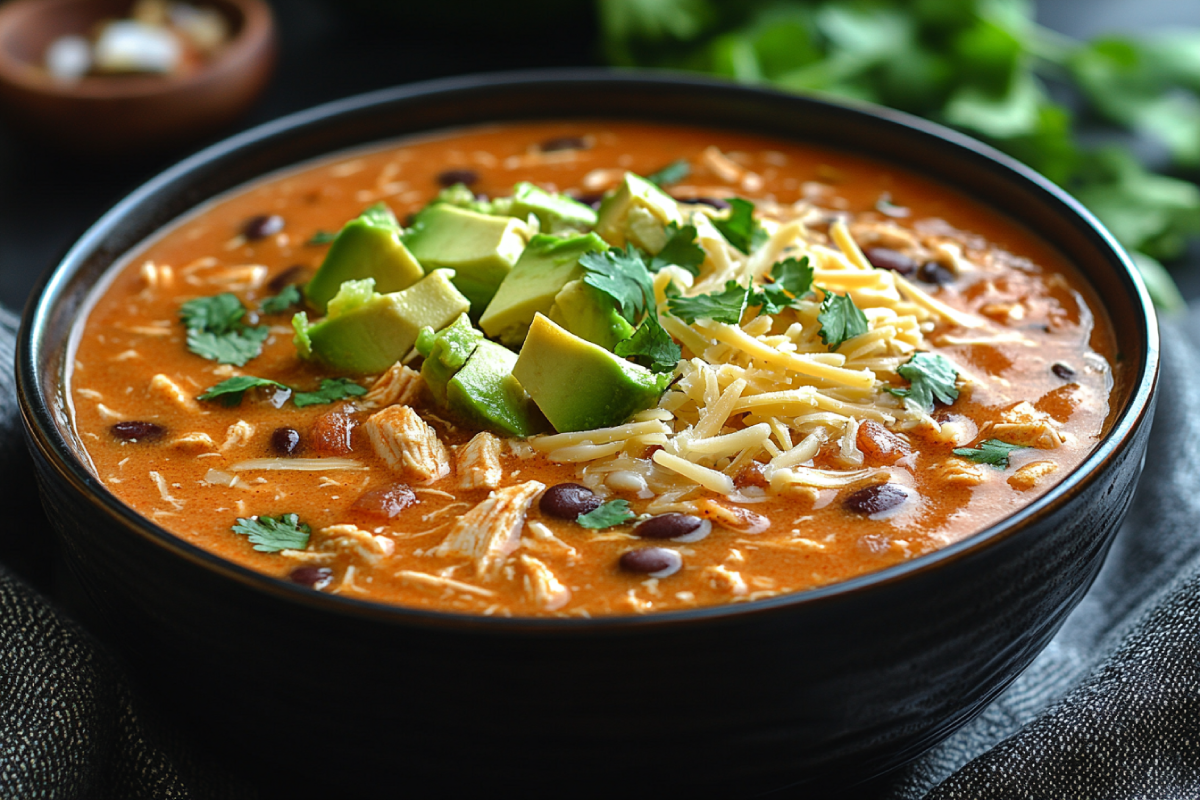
[513,314,669,433]
[293,272,469,374]
[493,182,598,233]
[448,341,547,437]
[404,204,528,316]
[594,172,682,253]
[478,232,608,347]
[305,203,424,314]
[415,313,483,405]
[548,279,635,352]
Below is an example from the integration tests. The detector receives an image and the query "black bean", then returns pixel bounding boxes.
[863,247,917,275]
[540,483,602,519]
[243,214,284,241]
[539,136,587,152]
[573,192,605,209]
[437,168,479,187]
[619,547,683,577]
[110,421,165,442]
[679,197,730,210]
[353,483,417,518]
[635,513,703,540]
[843,483,910,516]
[267,264,310,293]
[289,566,333,590]
[916,261,955,286]
[271,427,301,456]
[1051,362,1076,380]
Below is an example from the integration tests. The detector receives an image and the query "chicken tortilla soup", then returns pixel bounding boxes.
[68,121,1118,616]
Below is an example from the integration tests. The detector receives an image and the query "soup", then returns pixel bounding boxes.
[68,120,1116,616]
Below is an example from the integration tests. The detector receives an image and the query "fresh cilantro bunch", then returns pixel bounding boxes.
[599,0,1200,310]
[180,293,270,366]
[232,514,311,553]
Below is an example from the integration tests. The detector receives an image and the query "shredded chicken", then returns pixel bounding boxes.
[518,554,571,611]
[455,432,503,491]
[1008,460,1059,491]
[149,374,197,411]
[360,363,423,410]
[222,421,255,450]
[302,524,395,565]
[434,480,544,578]
[365,405,451,483]
[986,401,1065,449]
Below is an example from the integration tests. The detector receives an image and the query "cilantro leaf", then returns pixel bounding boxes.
[185,326,270,367]
[232,514,311,553]
[817,291,869,349]
[887,352,960,413]
[667,279,750,324]
[181,293,269,366]
[180,293,244,335]
[646,159,691,186]
[293,378,367,408]
[649,223,706,276]
[953,439,1028,469]
[198,375,289,407]
[576,499,635,529]
[260,285,302,315]
[578,244,657,324]
[307,230,337,245]
[614,315,681,373]
[750,256,815,315]
[713,197,758,254]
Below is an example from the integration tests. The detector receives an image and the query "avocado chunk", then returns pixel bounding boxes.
[493,182,598,233]
[305,203,424,314]
[478,232,608,347]
[513,314,669,433]
[415,313,483,405]
[448,341,547,437]
[293,272,470,374]
[548,279,635,352]
[415,317,545,437]
[594,172,682,254]
[403,204,528,316]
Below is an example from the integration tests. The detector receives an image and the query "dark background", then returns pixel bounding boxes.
[1,0,1199,312]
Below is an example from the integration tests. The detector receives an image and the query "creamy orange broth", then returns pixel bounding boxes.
[68,121,1116,616]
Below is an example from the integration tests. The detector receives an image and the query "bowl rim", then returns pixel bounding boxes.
[16,68,1161,632]
[0,0,273,99]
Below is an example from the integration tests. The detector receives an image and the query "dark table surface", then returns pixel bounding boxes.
[1,0,1198,313]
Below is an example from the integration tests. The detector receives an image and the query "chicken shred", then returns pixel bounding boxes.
[434,480,545,578]
[365,405,451,483]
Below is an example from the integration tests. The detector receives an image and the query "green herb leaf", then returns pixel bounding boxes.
[614,315,682,373]
[181,292,269,366]
[232,514,311,553]
[578,244,657,324]
[180,293,245,335]
[307,230,337,245]
[953,439,1028,469]
[649,223,706,276]
[259,284,302,315]
[817,290,869,349]
[197,375,289,407]
[292,378,368,408]
[576,499,636,529]
[750,255,815,315]
[646,159,691,186]
[887,352,960,413]
[667,279,750,324]
[713,197,758,254]
[185,326,270,367]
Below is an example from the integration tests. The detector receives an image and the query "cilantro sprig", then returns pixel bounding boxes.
[577,499,636,529]
[667,279,750,324]
[198,375,364,408]
[259,285,302,315]
[817,291,869,350]
[649,223,706,276]
[753,256,813,314]
[953,439,1028,469]
[646,159,691,187]
[180,293,270,367]
[887,352,960,413]
[713,197,759,254]
[232,514,311,553]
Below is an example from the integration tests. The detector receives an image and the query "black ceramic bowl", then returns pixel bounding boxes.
[17,71,1159,798]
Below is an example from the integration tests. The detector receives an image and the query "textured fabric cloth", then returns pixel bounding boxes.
[1,301,1198,799]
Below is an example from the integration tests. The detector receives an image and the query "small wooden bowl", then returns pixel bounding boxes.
[0,0,275,156]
